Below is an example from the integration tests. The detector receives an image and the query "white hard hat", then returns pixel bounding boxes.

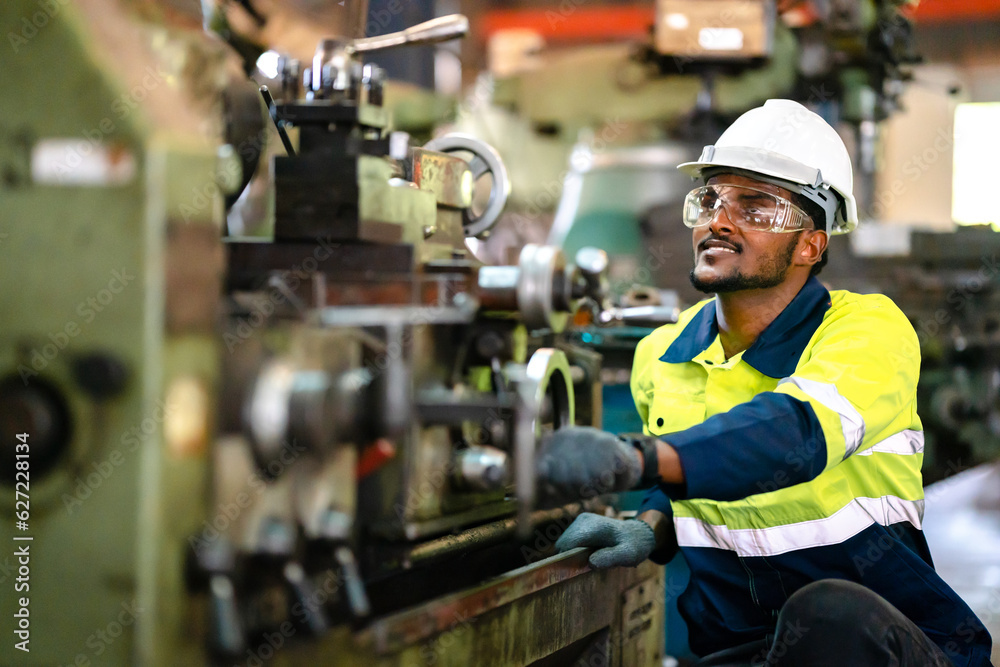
[678,99,857,234]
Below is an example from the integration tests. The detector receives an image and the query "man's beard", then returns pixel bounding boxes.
[690,235,798,294]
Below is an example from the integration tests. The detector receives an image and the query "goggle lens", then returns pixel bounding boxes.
[682,185,811,233]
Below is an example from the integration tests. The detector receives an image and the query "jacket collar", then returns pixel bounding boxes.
[659,276,831,378]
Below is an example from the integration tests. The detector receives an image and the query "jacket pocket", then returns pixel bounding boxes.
[649,390,706,436]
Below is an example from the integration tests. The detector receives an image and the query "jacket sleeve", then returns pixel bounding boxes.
[631,326,685,554]
[650,296,921,502]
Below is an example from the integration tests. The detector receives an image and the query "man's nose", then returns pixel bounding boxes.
[707,203,737,235]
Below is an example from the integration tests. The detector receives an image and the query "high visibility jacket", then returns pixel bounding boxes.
[634,276,993,665]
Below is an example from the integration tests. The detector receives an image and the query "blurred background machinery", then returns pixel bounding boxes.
[2,0,1000,665]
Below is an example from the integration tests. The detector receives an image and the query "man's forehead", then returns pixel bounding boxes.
[706,173,794,199]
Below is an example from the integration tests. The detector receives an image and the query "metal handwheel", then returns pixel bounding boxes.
[423,133,511,238]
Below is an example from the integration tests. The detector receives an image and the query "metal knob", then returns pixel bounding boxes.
[453,446,509,492]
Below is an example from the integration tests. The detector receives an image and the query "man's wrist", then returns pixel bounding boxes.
[638,509,679,563]
[620,434,661,487]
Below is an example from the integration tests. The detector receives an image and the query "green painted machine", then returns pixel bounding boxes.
[0,2,234,663]
[0,2,668,665]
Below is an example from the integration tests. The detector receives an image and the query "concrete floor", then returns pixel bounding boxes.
[923,461,1000,665]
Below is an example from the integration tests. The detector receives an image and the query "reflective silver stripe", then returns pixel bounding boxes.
[778,376,865,458]
[856,429,924,456]
[674,496,924,557]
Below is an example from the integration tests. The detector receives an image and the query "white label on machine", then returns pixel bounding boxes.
[698,27,745,51]
[31,139,136,186]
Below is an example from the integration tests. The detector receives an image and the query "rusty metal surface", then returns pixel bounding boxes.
[166,221,226,333]
[620,574,664,666]
[225,240,416,290]
[410,148,473,210]
[274,547,664,667]
[325,553,666,667]
[361,548,594,653]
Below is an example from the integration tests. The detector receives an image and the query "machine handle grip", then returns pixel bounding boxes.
[349,15,468,54]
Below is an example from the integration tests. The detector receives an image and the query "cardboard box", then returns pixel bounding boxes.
[655,0,775,60]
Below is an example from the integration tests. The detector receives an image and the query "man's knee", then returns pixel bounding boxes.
[767,580,873,663]
[782,579,880,628]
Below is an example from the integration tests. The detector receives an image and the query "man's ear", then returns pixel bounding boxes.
[797,230,828,268]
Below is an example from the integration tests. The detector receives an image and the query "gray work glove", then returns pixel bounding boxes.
[555,513,656,568]
[536,426,642,501]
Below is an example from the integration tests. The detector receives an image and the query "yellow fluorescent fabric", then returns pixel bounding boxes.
[631,286,924,547]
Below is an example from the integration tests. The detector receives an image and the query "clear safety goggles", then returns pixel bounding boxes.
[682,184,813,233]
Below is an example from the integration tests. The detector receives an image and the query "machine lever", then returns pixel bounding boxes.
[334,547,371,618]
[598,305,679,327]
[209,575,246,658]
[259,85,295,156]
[283,562,330,636]
[349,15,468,54]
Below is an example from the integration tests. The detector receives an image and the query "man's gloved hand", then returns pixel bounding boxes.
[555,513,656,568]
[536,426,642,501]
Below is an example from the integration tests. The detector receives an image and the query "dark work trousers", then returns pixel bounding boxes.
[694,579,956,667]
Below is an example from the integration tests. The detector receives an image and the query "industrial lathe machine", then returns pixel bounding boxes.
[0,2,666,665]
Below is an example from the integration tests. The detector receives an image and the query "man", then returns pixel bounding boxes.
[537,100,993,666]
